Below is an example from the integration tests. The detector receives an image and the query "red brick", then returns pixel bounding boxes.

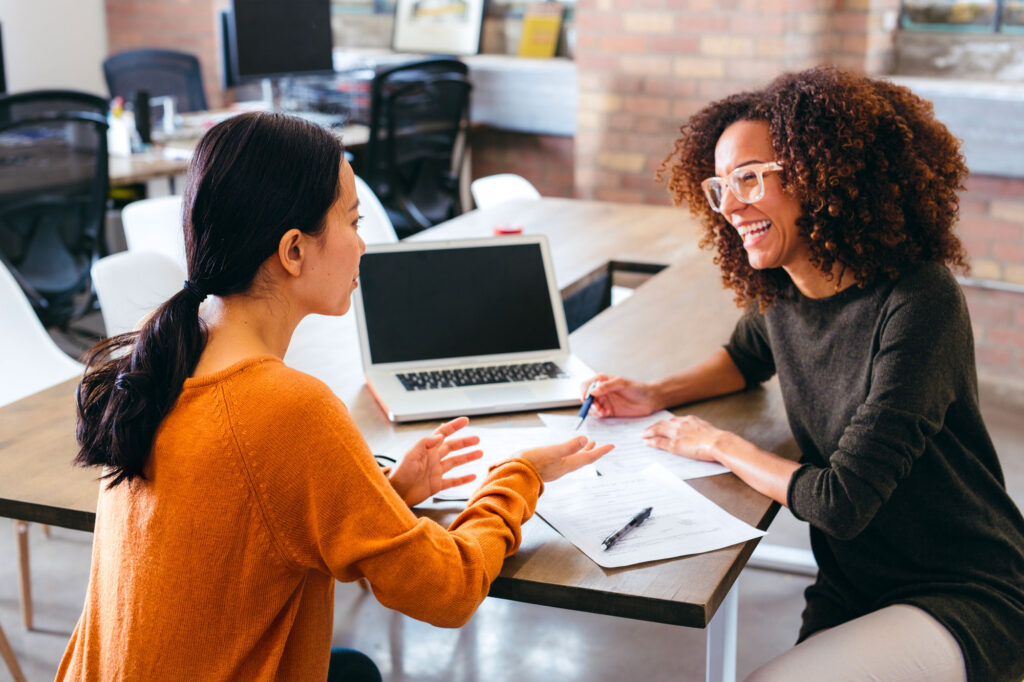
[664,0,715,8]
[648,35,701,53]
[596,188,646,204]
[580,73,645,95]
[698,79,754,101]
[976,345,1014,368]
[624,96,672,117]
[833,10,870,33]
[600,35,649,52]
[623,172,660,190]
[958,196,991,217]
[960,237,991,259]
[575,34,601,51]
[613,0,667,8]
[965,175,1024,197]
[993,243,1024,264]
[574,12,625,32]
[960,218,1024,242]
[989,328,1024,350]
[673,15,731,34]
[966,300,1015,325]
[730,14,786,34]
[644,78,698,97]
[575,53,620,71]
[786,0,833,9]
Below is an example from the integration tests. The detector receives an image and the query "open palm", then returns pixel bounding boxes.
[390,417,483,507]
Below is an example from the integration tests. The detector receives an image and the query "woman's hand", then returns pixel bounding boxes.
[518,435,614,482]
[642,415,731,463]
[583,374,661,418]
[390,417,483,507]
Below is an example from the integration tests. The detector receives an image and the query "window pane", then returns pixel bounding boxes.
[1002,0,1024,31]
[901,1,997,31]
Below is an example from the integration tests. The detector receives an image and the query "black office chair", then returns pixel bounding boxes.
[0,89,108,125]
[363,58,472,238]
[103,48,208,113]
[0,112,109,329]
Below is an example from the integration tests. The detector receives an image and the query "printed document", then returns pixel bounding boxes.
[538,411,729,480]
[536,463,765,568]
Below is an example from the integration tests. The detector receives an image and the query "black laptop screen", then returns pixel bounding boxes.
[358,243,561,364]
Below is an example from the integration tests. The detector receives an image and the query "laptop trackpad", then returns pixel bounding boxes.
[468,386,536,404]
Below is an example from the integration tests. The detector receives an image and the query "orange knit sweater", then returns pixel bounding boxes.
[57,356,543,681]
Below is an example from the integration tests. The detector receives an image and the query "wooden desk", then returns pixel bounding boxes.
[0,198,796,682]
[108,122,370,188]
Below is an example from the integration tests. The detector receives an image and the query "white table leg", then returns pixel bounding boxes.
[706,583,738,682]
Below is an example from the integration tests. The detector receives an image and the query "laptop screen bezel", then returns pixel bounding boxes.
[352,234,570,371]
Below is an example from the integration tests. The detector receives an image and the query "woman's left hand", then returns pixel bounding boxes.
[389,416,483,507]
[642,415,730,463]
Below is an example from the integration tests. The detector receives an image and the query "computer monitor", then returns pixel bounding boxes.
[225,0,334,84]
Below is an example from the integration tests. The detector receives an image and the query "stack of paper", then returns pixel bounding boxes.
[538,410,730,481]
[536,463,765,568]
[396,412,762,569]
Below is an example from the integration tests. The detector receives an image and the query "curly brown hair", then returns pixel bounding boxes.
[658,66,970,308]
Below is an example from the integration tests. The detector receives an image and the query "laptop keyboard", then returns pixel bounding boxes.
[396,361,568,391]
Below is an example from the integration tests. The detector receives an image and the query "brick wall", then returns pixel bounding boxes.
[959,176,1024,388]
[469,129,575,202]
[104,0,223,108]
[573,0,900,206]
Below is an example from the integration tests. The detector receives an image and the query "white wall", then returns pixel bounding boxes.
[0,0,107,95]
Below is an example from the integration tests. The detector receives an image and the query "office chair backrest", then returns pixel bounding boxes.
[103,49,208,113]
[121,195,187,268]
[92,250,186,337]
[0,260,83,406]
[0,112,110,329]
[470,173,541,210]
[364,58,471,238]
[353,174,398,244]
[0,89,108,126]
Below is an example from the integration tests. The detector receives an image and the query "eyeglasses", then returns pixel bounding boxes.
[700,162,783,213]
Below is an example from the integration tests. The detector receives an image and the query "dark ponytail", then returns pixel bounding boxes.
[76,112,344,486]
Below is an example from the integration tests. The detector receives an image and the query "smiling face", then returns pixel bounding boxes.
[714,120,811,278]
[304,160,365,316]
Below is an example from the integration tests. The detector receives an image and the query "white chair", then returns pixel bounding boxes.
[0,260,84,639]
[91,251,187,337]
[353,174,398,244]
[121,195,187,268]
[470,173,541,210]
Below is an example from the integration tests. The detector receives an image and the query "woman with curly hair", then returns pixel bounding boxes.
[586,66,1024,681]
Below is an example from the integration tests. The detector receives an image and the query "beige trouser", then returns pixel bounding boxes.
[746,604,967,682]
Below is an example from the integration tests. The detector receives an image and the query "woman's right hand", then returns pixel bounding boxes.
[583,374,661,418]
[518,436,614,482]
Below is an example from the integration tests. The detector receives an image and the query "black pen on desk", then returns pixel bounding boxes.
[575,381,600,430]
[602,506,653,551]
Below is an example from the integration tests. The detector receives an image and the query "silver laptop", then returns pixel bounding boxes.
[353,235,593,422]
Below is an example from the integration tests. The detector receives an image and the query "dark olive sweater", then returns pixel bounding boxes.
[725,262,1024,682]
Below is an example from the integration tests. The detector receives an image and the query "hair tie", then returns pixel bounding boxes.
[182,279,207,301]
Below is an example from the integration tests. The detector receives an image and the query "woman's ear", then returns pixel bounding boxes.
[277,228,306,278]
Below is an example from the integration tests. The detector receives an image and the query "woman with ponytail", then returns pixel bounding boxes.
[59,112,612,681]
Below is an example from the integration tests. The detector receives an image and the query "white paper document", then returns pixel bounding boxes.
[432,426,556,501]
[538,411,729,481]
[535,463,765,568]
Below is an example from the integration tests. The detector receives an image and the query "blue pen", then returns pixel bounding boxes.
[575,381,600,430]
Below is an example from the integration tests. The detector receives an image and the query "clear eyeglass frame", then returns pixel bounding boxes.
[700,161,783,213]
